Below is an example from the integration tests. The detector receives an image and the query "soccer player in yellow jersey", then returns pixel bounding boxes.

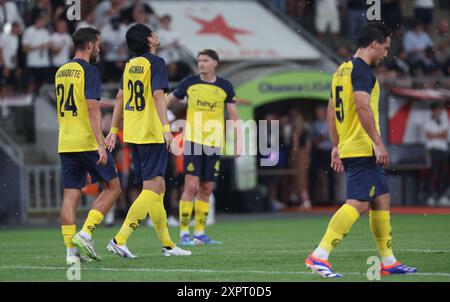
[305,22,417,278]
[166,49,241,246]
[105,23,191,257]
[56,28,121,264]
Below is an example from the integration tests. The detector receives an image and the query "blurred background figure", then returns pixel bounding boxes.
[425,102,449,207]
[22,12,51,93]
[0,21,21,97]
[100,17,128,82]
[50,19,73,74]
[158,15,181,81]
[309,105,335,205]
[291,109,311,210]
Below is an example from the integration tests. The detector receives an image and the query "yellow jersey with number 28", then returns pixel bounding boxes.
[121,52,169,144]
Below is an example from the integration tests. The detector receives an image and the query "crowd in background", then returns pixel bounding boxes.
[272,0,450,81]
[0,0,192,97]
[0,0,448,213]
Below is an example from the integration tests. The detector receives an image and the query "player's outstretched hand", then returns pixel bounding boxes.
[331,147,344,173]
[97,146,108,166]
[105,133,117,152]
[164,132,174,152]
[374,142,389,168]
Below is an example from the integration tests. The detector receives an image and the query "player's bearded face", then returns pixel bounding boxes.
[89,39,101,64]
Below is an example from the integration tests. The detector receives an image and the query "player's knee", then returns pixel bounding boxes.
[184,180,198,196]
[106,179,121,198]
[199,183,213,196]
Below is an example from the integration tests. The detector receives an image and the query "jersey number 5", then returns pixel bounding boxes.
[57,83,77,117]
[335,85,344,123]
[125,80,146,111]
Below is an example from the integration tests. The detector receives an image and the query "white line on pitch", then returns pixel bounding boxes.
[1,265,450,278]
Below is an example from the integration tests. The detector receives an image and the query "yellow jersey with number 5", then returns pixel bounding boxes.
[331,57,380,158]
[121,53,169,144]
[55,59,102,153]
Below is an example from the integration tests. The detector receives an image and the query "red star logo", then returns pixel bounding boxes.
[189,14,251,45]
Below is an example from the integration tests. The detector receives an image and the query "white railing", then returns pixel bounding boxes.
[23,165,91,214]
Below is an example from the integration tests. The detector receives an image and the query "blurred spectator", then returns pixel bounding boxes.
[0,0,24,31]
[387,48,410,75]
[337,44,351,61]
[309,105,335,204]
[76,11,97,30]
[315,0,340,44]
[50,19,73,71]
[22,13,51,92]
[120,0,158,27]
[346,0,368,40]
[425,102,449,206]
[381,0,404,32]
[95,0,126,29]
[420,46,441,75]
[158,15,181,81]
[403,21,433,69]
[414,0,434,31]
[100,17,128,82]
[130,4,154,30]
[29,0,54,28]
[0,21,20,96]
[432,19,450,64]
[259,113,285,211]
[291,109,311,209]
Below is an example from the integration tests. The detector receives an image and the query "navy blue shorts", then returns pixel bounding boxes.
[342,156,389,202]
[183,141,221,182]
[131,143,168,185]
[60,151,118,189]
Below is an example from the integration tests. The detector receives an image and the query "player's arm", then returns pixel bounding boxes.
[166,92,182,108]
[154,89,173,150]
[327,96,343,172]
[354,91,389,167]
[227,102,242,157]
[105,89,123,152]
[87,99,107,165]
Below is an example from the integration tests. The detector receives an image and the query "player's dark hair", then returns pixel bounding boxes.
[126,23,153,56]
[73,27,100,50]
[356,21,391,48]
[198,49,219,62]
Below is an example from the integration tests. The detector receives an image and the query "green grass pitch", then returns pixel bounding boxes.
[1,214,449,282]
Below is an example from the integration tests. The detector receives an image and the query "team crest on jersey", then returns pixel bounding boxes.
[187,163,195,172]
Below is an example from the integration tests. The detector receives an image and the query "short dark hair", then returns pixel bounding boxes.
[126,23,153,56]
[356,21,391,48]
[198,49,219,62]
[73,27,100,50]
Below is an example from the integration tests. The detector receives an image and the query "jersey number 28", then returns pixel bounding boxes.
[125,80,146,111]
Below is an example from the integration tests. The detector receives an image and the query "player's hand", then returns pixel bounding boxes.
[105,133,117,152]
[97,146,108,166]
[331,147,344,173]
[374,142,389,168]
[164,131,174,152]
